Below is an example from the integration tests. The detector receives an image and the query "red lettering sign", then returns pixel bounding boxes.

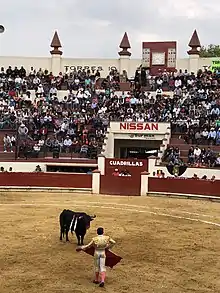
[120,122,158,131]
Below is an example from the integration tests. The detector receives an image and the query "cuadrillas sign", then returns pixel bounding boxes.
[109,160,144,167]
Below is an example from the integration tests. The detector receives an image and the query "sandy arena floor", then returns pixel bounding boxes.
[0,192,220,293]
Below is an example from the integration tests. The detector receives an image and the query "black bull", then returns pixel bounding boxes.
[59,209,96,245]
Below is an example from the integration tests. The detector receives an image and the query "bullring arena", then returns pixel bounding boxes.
[1,191,220,293]
[1,25,220,293]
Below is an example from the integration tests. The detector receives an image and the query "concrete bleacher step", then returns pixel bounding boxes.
[171,133,186,138]
[170,138,186,144]
[0,151,15,160]
[45,152,84,159]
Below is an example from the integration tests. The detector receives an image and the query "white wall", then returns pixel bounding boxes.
[0,56,51,73]
[149,158,220,179]
[61,58,120,77]
[0,55,216,78]
[0,162,97,172]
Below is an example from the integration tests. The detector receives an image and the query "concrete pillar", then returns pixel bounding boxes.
[51,54,62,76]
[140,171,150,196]
[159,144,166,154]
[148,156,157,176]
[119,55,130,75]
[97,154,105,175]
[188,54,200,74]
[162,138,168,148]
[164,132,171,143]
[92,170,101,194]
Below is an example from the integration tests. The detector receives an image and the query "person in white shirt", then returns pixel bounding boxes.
[44,114,52,126]
[36,84,44,98]
[208,128,216,144]
[49,86,57,96]
[156,87,163,96]
[33,76,40,85]
[175,78,182,88]
[33,143,41,152]
[63,136,72,152]
[38,139,44,147]
[77,90,84,99]
[201,129,208,143]
[15,76,22,84]
[194,147,201,162]
[3,134,13,152]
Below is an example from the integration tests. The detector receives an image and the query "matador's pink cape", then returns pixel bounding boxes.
[77,246,122,268]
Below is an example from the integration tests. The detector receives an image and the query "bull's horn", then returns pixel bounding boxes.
[91,215,96,219]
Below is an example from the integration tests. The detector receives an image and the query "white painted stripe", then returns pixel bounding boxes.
[15,200,218,219]
[69,215,75,232]
[149,191,220,200]
[0,202,219,228]
[73,217,78,231]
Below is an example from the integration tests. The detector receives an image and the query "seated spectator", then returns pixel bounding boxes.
[214,154,220,167]
[208,128,216,145]
[80,143,88,157]
[35,165,42,172]
[10,135,16,146]
[192,174,199,179]
[188,146,195,165]
[63,136,72,153]
[3,134,13,152]
[194,146,201,162]
[201,128,208,144]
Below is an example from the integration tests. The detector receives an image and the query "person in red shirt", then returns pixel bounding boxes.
[112,169,120,176]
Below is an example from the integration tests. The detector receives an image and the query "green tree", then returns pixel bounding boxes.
[200,44,220,57]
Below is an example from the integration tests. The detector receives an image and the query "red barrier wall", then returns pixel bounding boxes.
[0,173,92,189]
[105,158,148,176]
[100,175,140,196]
[148,177,220,197]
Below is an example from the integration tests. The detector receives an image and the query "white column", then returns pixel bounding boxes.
[164,132,171,143]
[97,155,105,175]
[188,54,199,74]
[163,138,168,148]
[92,170,101,194]
[51,54,61,76]
[160,143,166,153]
[140,171,149,196]
[148,156,157,176]
[119,55,130,74]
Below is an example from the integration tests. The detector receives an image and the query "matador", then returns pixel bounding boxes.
[78,227,116,287]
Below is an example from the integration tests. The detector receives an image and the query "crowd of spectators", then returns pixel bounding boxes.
[0,65,121,159]
[1,64,220,163]
[164,145,220,168]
